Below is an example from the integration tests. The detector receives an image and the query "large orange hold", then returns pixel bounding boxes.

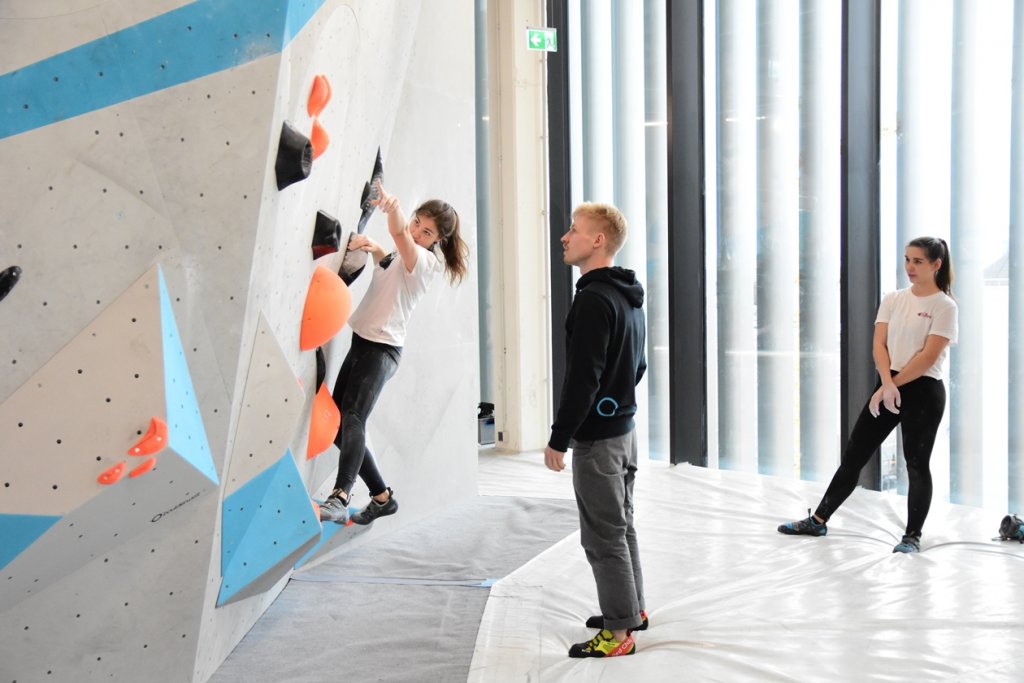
[306,382,341,460]
[299,265,352,350]
[127,416,168,456]
[310,119,329,159]
[307,74,332,117]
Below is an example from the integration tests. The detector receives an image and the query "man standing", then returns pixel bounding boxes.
[545,203,648,658]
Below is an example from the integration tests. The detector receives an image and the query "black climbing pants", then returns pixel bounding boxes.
[331,333,401,497]
[815,373,946,537]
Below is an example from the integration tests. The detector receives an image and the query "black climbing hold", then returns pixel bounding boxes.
[355,182,372,235]
[0,266,22,303]
[338,233,368,286]
[371,147,384,184]
[275,121,313,190]
[315,346,326,391]
[359,180,372,214]
[311,210,341,259]
[356,147,384,234]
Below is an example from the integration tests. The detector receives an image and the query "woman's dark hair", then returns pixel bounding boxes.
[416,199,469,285]
[907,236,954,295]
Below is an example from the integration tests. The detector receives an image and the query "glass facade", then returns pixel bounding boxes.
[706,1,842,479]
[474,0,1022,510]
[565,0,671,460]
[879,0,1015,509]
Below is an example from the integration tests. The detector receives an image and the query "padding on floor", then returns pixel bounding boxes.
[470,453,1024,682]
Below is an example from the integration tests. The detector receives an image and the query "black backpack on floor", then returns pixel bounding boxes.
[998,514,1024,542]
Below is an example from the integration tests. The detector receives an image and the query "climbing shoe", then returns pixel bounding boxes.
[351,487,398,525]
[568,629,636,658]
[319,488,351,525]
[585,610,648,634]
[892,534,921,553]
[778,509,827,536]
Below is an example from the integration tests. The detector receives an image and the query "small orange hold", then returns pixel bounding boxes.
[129,457,157,478]
[299,266,352,350]
[127,416,169,456]
[306,383,341,460]
[310,119,329,160]
[97,461,127,485]
[307,74,332,117]
[311,500,321,520]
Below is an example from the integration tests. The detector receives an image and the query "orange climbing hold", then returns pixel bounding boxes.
[299,265,352,350]
[127,416,169,456]
[310,119,329,160]
[306,382,341,460]
[97,461,127,485]
[129,457,157,478]
[307,74,332,117]
[311,500,321,520]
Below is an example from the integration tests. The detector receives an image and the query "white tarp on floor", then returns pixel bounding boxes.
[471,451,1024,682]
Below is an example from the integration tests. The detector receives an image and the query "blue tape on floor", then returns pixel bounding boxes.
[290,574,497,588]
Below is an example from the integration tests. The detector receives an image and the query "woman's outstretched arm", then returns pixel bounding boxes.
[372,180,419,272]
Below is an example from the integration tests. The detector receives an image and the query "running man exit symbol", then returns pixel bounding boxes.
[527,28,557,52]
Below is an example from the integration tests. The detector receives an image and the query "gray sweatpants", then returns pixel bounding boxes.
[570,430,645,632]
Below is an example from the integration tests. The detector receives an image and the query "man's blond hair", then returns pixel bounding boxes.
[573,202,628,254]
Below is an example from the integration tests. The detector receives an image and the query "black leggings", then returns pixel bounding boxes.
[815,373,946,536]
[331,333,401,497]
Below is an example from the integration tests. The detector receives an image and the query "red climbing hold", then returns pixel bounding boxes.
[307,74,332,117]
[299,265,352,350]
[127,416,169,456]
[97,461,127,485]
[306,382,341,460]
[129,457,157,478]
[310,119,329,160]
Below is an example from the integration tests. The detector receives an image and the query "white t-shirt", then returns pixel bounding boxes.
[875,288,958,380]
[348,245,442,347]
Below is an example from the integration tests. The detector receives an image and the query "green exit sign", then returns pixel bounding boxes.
[527,27,557,52]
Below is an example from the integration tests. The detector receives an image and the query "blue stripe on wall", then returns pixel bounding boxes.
[159,267,219,484]
[0,0,325,140]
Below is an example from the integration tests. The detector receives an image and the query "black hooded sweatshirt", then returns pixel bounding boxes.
[548,266,647,452]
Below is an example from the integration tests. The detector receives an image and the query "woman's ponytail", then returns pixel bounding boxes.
[908,236,954,296]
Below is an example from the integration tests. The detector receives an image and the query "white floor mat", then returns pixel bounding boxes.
[471,452,1024,682]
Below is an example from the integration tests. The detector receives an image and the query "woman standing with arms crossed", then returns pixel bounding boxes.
[778,236,957,553]
[319,180,468,526]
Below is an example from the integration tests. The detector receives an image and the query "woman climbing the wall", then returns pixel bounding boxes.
[319,180,469,525]
[777,236,957,553]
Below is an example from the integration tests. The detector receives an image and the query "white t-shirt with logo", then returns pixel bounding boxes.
[875,288,958,380]
[348,245,442,347]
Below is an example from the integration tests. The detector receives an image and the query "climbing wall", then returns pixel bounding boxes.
[0,0,477,681]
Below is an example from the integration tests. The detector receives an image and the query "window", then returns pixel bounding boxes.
[704,1,843,478]
[879,0,1015,509]
[565,1,671,459]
